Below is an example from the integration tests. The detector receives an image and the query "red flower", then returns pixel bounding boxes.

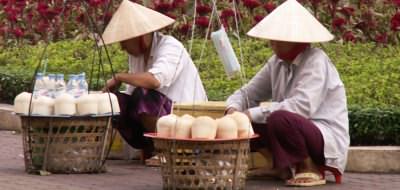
[46,8,62,20]
[15,0,27,8]
[339,6,355,17]
[221,9,235,19]
[393,0,400,7]
[89,0,107,7]
[196,4,212,15]
[37,2,49,17]
[263,2,276,13]
[179,23,191,34]
[222,19,230,29]
[355,21,367,31]
[5,6,19,22]
[26,11,34,21]
[391,12,400,31]
[154,2,171,13]
[172,0,186,9]
[253,15,264,23]
[375,33,388,44]
[36,20,50,33]
[195,16,210,28]
[332,17,346,31]
[242,0,261,10]
[0,0,7,6]
[76,13,86,23]
[13,27,24,38]
[342,31,356,42]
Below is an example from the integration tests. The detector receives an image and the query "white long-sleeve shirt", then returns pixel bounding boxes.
[227,47,349,173]
[125,32,207,103]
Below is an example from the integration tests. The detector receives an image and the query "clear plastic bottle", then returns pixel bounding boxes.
[78,72,89,96]
[33,72,47,98]
[55,74,66,98]
[47,73,56,98]
[66,74,79,98]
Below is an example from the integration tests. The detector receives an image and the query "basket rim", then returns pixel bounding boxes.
[16,112,119,118]
[144,133,259,142]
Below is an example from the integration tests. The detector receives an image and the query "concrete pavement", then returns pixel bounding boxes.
[0,131,399,190]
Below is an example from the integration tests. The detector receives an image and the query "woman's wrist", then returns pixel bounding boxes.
[114,73,120,82]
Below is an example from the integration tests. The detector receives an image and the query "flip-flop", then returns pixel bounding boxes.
[286,172,326,187]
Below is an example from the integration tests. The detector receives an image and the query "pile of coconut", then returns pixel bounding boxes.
[13,92,120,116]
[157,112,254,140]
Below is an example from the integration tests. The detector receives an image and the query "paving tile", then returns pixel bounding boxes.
[0,131,399,190]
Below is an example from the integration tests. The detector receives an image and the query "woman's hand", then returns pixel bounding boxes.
[102,75,121,92]
[225,107,238,115]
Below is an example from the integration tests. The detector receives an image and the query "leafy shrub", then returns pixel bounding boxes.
[0,39,399,107]
[0,40,127,104]
[0,72,31,104]
[349,105,400,145]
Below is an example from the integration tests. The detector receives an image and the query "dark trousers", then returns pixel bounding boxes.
[113,88,172,153]
[251,110,325,169]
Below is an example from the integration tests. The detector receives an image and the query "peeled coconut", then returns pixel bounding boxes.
[228,112,254,138]
[14,92,32,115]
[54,93,76,115]
[76,94,98,115]
[181,114,195,121]
[156,114,178,137]
[216,116,238,139]
[174,115,194,139]
[98,93,120,114]
[32,96,54,115]
[191,116,218,140]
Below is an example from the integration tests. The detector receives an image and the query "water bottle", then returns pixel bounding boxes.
[55,74,66,98]
[66,74,79,98]
[47,74,56,98]
[78,73,88,96]
[33,72,47,98]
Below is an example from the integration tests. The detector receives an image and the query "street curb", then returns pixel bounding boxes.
[0,104,21,131]
[346,146,400,173]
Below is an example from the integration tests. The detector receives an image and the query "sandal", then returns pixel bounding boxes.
[286,172,326,187]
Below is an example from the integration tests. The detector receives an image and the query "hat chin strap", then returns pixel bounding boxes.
[277,43,310,62]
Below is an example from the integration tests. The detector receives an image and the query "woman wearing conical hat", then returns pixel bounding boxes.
[226,0,349,187]
[101,0,207,162]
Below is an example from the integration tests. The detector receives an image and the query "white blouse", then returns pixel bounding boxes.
[125,33,207,103]
[227,47,350,173]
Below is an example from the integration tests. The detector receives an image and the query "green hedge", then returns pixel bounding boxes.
[0,39,399,145]
[348,105,400,146]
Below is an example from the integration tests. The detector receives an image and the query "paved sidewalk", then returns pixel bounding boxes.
[0,131,399,190]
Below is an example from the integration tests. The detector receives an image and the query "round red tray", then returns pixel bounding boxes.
[144,133,259,142]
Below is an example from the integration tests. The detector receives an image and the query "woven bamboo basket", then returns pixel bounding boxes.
[146,133,257,190]
[20,115,112,174]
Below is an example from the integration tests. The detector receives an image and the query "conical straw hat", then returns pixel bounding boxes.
[100,0,175,45]
[247,0,334,43]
